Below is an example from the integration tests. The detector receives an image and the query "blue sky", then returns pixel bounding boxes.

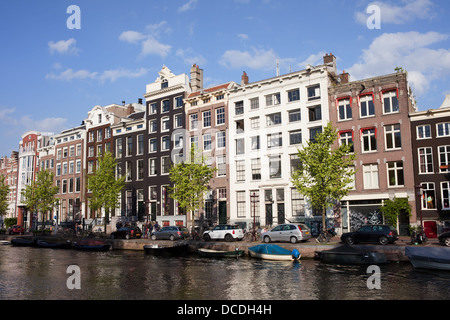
[0,0,449,155]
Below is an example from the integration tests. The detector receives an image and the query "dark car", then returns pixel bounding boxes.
[8,225,25,235]
[110,226,142,239]
[438,232,450,247]
[151,226,189,241]
[341,224,398,245]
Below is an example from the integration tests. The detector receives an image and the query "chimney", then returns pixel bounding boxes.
[190,64,203,92]
[339,70,350,84]
[138,98,143,105]
[323,53,337,74]
[126,104,135,115]
[241,71,249,85]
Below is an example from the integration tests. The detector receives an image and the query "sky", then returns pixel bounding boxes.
[0,0,449,156]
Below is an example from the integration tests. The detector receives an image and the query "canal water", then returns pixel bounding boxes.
[1,245,450,300]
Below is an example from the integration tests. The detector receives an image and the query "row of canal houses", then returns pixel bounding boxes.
[2,53,450,238]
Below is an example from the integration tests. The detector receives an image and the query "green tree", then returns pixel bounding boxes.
[291,122,356,240]
[87,151,125,232]
[21,169,59,230]
[0,175,9,228]
[169,145,216,229]
[379,197,411,228]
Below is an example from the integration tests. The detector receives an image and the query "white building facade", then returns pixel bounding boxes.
[228,55,336,232]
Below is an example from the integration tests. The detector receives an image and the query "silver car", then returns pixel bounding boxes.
[261,223,311,243]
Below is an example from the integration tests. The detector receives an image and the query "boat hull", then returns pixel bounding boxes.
[11,238,36,247]
[73,240,111,251]
[143,243,189,256]
[198,248,244,258]
[315,245,387,265]
[248,244,300,261]
[37,240,72,249]
[406,246,450,271]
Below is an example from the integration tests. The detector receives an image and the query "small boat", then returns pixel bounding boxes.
[248,244,301,261]
[11,237,37,247]
[315,245,387,265]
[0,240,11,245]
[37,240,72,249]
[143,242,189,256]
[73,239,111,251]
[405,246,450,271]
[198,248,245,258]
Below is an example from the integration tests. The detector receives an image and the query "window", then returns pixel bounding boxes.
[250,98,259,110]
[75,177,81,193]
[137,159,144,180]
[88,146,95,157]
[190,114,198,130]
[266,113,282,126]
[161,79,168,89]
[216,155,226,177]
[235,138,245,155]
[250,117,260,129]
[307,85,320,100]
[437,123,450,137]
[235,101,244,115]
[387,161,404,187]
[269,155,282,179]
[289,130,302,145]
[190,136,199,149]
[126,161,132,181]
[421,182,435,209]
[309,127,322,143]
[174,114,183,128]
[149,138,157,153]
[76,160,81,173]
[150,103,158,114]
[126,137,133,156]
[137,134,144,155]
[383,90,399,114]
[174,96,183,108]
[338,98,352,121]
[161,156,171,174]
[418,147,433,173]
[439,146,450,172]
[362,128,377,152]
[289,109,301,122]
[69,161,74,174]
[290,154,300,175]
[236,191,246,218]
[203,134,212,151]
[441,182,450,209]
[216,107,225,125]
[417,125,431,139]
[149,119,157,133]
[97,129,103,142]
[161,136,170,151]
[251,158,261,180]
[216,131,226,149]
[363,164,379,189]
[339,131,354,153]
[249,191,260,217]
[360,94,375,117]
[266,93,281,106]
[203,110,211,128]
[291,188,305,216]
[162,100,170,113]
[97,145,102,157]
[267,133,282,148]
[385,124,402,150]
[308,105,321,121]
[63,162,68,175]
[288,89,300,102]
[251,136,260,150]
[149,158,157,176]
[161,117,170,131]
[174,133,183,149]
[236,160,245,181]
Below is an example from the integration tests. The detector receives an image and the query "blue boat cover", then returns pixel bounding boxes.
[249,244,293,255]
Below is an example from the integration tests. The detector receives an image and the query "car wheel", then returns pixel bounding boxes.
[203,234,211,241]
[290,236,298,244]
[151,234,157,241]
[444,238,450,247]
[263,236,271,243]
[379,236,389,245]
[225,234,233,242]
[169,234,175,241]
[345,236,354,245]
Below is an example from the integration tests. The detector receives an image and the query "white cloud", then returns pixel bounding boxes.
[298,51,327,69]
[140,37,172,58]
[220,47,278,70]
[0,107,68,134]
[238,33,250,41]
[48,38,80,55]
[347,31,450,96]
[176,48,207,66]
[178,0,198,13]
[355,0,435,25]
[119,31,147,44]
[46,67,148,82]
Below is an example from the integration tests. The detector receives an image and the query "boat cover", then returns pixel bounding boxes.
[405,246,450,263]
[249,244,295,256]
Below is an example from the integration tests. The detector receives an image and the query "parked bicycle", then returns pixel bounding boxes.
[316,227,336,243]
[244,228,261,242]
[410,227,427,245]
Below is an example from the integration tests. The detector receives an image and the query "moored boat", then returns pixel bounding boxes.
[315,245,388,265]
[405,246,450,271]
[73,239,111,251]
[143,242,189,256]
[37,239,72,249]
[248,244,301,261]
[11,237,36,247]
[198,248,245,258]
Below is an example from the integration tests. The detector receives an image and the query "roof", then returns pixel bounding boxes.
[187,82,233,99]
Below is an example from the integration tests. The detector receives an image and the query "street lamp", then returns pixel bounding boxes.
[415,184,424,229]
[251,192,257,241]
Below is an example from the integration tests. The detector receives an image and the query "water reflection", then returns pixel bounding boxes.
[1,246,450,300]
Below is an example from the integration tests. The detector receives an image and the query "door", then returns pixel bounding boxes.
[265,204,273,226]
[424,221,437,238]
[277,203,285,225]
[218,201,227,225]
[270,225,283,241]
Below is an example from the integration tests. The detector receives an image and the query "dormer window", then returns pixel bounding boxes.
[161,79,168,89]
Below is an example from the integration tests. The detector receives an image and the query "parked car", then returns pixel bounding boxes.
[8,225,25,235]
[341,224,398,245]
[261,223,312,244]
[438,232,450,246]
[151,226,189,241]
[111,226,142,239]
[203,225,244,242]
